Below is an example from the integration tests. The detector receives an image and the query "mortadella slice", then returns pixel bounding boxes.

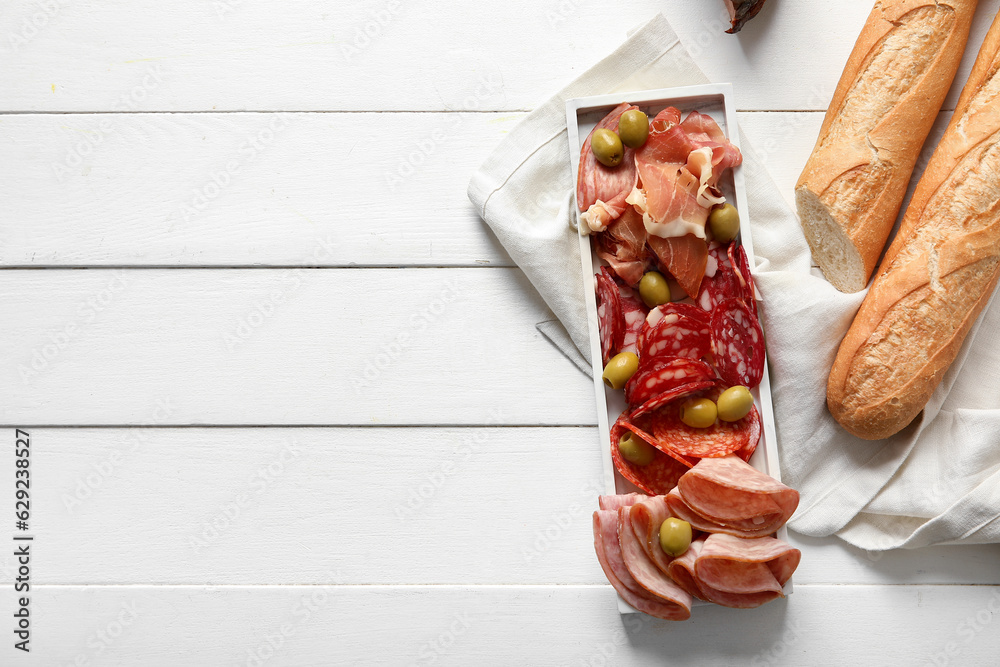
[693,533,800,609]
[617,507,693,619]
[592,511,691,621]
[667,455,799,537]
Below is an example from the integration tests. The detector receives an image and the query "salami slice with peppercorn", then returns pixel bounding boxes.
[711,297,765,388]
[596,267,624,365]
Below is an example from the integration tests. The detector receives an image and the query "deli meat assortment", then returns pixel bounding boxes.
[573,96,802,619]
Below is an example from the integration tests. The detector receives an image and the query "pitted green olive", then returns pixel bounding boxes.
[638,271,671,308]
[680,397,718,429]
[617,109,649,149]
[591,128,624,167]
[709,204,740,242]
[602,351,639,390]
[659,517,692,557]
[618,432,656,466]
[717,385,754,422]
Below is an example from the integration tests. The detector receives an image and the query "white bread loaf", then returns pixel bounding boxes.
[796,0,978,293]
[827,8,1000,440]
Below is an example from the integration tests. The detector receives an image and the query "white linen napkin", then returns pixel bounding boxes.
[468,13,1000,550]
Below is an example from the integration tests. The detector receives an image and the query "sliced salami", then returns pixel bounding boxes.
[610,417,690,495]
[628,379,717,420]
[619,286,648,356]
[639,307,712,361]
[619,418,699,469]
[625,357,716,407]
[729,242,758,316]
[711,297,765,388]
[595,267,624,365]
[645,392,761,459]
[696,242,740,312]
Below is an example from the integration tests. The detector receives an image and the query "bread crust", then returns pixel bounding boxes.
[795,0,979,293]
[828,9,1000,440]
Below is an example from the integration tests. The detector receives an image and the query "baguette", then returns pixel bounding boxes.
[827,8,1000,440]
[795,0,978,293]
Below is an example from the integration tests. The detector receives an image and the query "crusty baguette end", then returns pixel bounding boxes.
[795,186,867,294]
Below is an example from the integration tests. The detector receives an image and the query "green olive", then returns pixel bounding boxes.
[602,351,639,390]
[717,385,754,422]
[618,432,656,466]
[591,128,624,167]
[680,397,718,429]
[638,271,671,308]
[617,109,649,149]
[659,517,692,557]
[709,204,740,242]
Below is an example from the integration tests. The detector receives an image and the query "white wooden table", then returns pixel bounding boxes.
[2,1,1000,664]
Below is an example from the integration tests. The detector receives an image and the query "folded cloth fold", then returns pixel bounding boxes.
[468,13,1000,550]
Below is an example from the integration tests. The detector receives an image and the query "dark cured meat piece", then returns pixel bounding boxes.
[724,0,768,34]
[596,206,648,287]
[596,267,624,366]
[625,358,716,407]
[647,234,709,300]
[711,297,765,388]
[610,417,690,495]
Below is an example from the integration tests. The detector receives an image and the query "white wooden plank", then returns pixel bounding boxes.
[0,110,834,267]
[3,427,997,586]
[5,0,997,112]
[2,585,998,665]
[0,112,522,267]
[0,268,594,425]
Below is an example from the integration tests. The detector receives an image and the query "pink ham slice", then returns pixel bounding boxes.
[617,507,693,619]
[577,103,639,231]
[628,496,674,576]
[666,455,799,537]
[666,537,706,600]
[592,510,692,621]
[599,494,646,511]
[694,533,800,609]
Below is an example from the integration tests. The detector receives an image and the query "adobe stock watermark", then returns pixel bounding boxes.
[522,478,605,564]
[175,113,292,224]
[545,0,586,27]
[411,613,473,666]
[385,73,504,192]
[394,408,506,522]
[750,620,803,666]
[213,0,246,20]
[240,569,347,667]
[4,0,70,53]
[927,588,1000,666]
[63,600,140,666]
[15,270,131,385]
[339,0,409,63]
[51,65,166,182]
[188,438,302,553]
[60,398,177,514]
[352,276,462,394]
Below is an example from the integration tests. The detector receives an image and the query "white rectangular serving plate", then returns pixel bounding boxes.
[566,84,790,615]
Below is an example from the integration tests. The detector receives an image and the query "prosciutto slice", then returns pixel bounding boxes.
[592,511,692,621]
[647,234,709,299]
[666,455,799,537]
[694,533,799,608]
[595,206,648,286]
[577,103,639,233]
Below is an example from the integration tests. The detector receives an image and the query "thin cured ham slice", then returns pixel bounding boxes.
[592,511,692,621]
[694,533,800,609]
[630,158,712,240]
[577,103,639,233]
[617,507,693,618]
[647,234,709,299]
[667,455,799,537]
[666,537,706,600]
[596,206,648,286]
[628,496,674,575]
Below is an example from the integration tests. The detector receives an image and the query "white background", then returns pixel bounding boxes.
[2,1,1000,665]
